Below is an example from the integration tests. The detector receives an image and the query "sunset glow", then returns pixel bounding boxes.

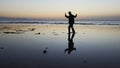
[0,0,120,20]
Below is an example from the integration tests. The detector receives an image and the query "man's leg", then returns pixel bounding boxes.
[68,25,70,33]
[71,25,75,33]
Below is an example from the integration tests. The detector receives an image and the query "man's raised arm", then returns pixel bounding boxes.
[65,13,69,18]
[74,14,77,18]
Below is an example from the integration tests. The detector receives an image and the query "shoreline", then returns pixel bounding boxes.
[0,20,120,25]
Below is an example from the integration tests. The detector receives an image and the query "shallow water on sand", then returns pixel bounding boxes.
[0,24,120,68]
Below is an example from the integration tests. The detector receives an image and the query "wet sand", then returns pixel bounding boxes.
[0,24,120,68]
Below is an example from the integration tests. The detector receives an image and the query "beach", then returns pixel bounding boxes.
[0,24,120,68]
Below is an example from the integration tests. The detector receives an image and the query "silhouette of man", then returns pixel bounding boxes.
[65,11,77,33]
[65,32,76,54]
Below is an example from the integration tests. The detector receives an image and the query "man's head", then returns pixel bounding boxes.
[68,11,72,15]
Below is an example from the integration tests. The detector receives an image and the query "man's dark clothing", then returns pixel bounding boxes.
[65,14,77,25]
[65,12,77,33]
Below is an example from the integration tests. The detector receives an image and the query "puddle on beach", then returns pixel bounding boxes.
[0,24,120,68]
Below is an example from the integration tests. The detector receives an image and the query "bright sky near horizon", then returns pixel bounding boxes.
[0,0,120,19]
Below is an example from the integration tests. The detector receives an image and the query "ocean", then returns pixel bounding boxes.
[0,20,120,25]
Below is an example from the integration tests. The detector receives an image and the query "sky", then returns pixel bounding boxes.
[0,0,120,20]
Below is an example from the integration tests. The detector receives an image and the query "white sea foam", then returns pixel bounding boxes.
[0,20,120,25]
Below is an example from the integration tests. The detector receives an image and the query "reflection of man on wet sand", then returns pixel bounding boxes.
[65,11,77,33]
[65,32,76,54]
